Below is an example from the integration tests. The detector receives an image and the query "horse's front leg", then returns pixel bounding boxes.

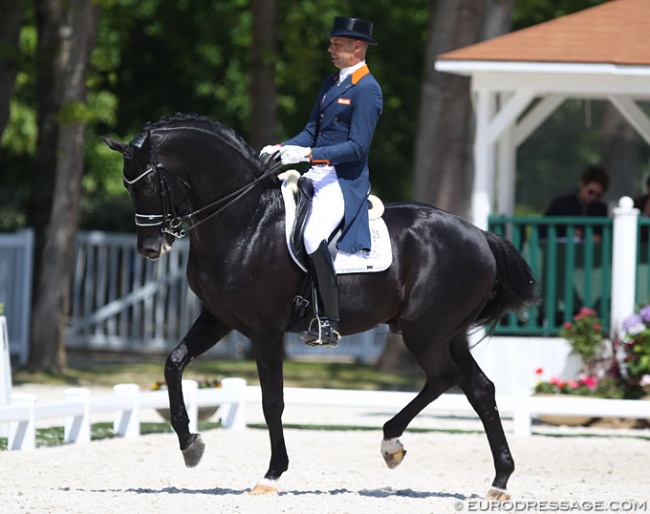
[249,334,287,495]
[164,308,230,467]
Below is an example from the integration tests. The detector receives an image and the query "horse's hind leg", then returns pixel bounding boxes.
[164,308,229,467]
[381,340,462,469]
[450,335,514,501]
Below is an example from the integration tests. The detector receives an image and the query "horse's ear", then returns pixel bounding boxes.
[101,135,126,154]
[136,131,153,168]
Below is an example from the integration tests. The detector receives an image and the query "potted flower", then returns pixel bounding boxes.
[617,303,650,399]
[560,306,605,373]
[152,377,222,421]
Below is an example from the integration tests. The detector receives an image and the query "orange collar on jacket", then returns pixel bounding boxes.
[333,64,370,86]
[351,64,370,85]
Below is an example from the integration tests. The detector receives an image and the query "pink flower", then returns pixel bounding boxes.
[567,380,579,389]
[579,307,596,316]
[562,322,572,330]
[583,376,597,388]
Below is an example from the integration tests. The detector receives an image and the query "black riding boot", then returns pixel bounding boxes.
[302,240,340,348]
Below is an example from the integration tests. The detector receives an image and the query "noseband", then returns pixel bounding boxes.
[126,139,282,238]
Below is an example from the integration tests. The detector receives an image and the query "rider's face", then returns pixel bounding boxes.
[328,37,361,70]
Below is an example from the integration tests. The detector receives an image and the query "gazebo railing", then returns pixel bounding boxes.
[488,216,613,336]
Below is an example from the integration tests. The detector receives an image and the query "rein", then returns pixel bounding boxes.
[126,141,283,238]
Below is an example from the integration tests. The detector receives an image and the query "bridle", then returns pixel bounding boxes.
[125,139,282,238]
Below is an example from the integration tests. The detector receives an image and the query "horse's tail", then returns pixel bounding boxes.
[474,231,538,331]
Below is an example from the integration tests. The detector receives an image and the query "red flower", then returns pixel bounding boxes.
[535,367,543,375]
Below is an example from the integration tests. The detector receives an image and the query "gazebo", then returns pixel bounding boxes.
[435,0,650,230]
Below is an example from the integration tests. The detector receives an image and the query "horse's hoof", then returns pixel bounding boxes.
[182,434,205,468]
[381,438,407,469]
[250,478,280,495]
[485,487,510,502]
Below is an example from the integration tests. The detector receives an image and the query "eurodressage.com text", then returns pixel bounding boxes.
[454,499,647,512]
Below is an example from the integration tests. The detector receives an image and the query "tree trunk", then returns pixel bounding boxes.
[0,0,24,137]
[413,0,513,219]
[377,0,514,374]
[28,0,66,310]
[249,0,278,150]
[28,0,99,373]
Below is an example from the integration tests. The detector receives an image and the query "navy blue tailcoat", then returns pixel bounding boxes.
[283,64,383,253]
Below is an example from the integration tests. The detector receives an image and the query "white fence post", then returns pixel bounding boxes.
[513,388,532,438]
[7,393,36,450]
[113,384,141,439]
[610,196,639,340]
[182,379,199,434]
[0,316,12,438]
[220,377,247,430]
[64,388,91,444]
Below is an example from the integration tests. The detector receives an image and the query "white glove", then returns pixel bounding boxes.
[280,145,311,165]
[259,144,281,157]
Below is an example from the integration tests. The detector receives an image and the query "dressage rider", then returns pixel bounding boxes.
[261,16,383,348]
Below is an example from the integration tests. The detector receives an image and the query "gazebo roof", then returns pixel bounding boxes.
[433,0,650,230]
[435,0,650,97]
[438,0,650,66]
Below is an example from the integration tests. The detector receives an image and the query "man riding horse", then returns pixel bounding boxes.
[261,17,383,348]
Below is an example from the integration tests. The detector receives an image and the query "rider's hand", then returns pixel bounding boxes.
[260,144,281,158]
[280,145,311,165]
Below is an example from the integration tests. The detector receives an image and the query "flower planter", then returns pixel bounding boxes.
[535,394,593,426]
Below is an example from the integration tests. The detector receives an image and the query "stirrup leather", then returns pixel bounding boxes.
[302,316,340,348]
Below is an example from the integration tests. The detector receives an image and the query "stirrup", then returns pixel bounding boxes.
[301,317,340,348]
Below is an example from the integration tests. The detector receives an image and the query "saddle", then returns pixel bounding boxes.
[278,169,390,274]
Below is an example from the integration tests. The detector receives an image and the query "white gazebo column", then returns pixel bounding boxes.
[610,196,639,340]
[496,124,516,216]
[472,89,496,229]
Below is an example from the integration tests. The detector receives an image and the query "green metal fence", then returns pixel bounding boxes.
[637,216,650,305]
[488,216,613,336]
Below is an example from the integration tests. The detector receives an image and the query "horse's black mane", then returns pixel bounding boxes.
[135,113,261,166]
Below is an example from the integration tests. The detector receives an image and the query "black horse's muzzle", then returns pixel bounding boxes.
[137,227,174,260]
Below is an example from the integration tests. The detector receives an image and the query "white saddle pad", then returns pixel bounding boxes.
[279,172,392,275]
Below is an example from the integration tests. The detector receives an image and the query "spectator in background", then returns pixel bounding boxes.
[633,175,650,243]
[541,165,609,242]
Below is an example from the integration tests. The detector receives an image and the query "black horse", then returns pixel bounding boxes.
[103,113,536,499]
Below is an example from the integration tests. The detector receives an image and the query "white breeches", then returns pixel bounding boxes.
[303,165,345,254]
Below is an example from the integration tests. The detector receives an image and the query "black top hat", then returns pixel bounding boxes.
[325,17,377,45]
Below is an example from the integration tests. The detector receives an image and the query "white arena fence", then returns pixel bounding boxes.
[2,377,650,451]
